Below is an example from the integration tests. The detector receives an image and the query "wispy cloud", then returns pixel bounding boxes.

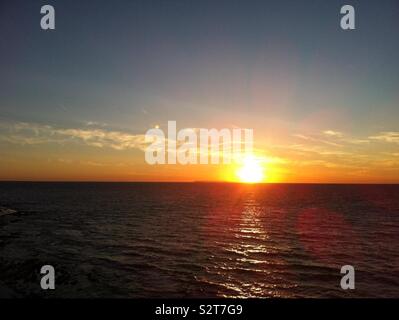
[369,132,399,144]
[323,130,370,145]
[292,133,342,147]
[322,130,343,138]
[266,128,399,175]
[0,121,148,151]
[55,158,131,167]
[84,121,109,127]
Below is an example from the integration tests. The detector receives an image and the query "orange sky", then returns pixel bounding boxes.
[0,121,398,183]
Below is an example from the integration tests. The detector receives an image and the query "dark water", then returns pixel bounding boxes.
[0,182,398,298]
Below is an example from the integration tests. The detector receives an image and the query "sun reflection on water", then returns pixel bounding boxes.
[202,189,294,298]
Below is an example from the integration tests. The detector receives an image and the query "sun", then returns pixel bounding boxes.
[236,156,265,183]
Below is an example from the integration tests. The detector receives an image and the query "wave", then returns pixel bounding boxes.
[0,206,17,217]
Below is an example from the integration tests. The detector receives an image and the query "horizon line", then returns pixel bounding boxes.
[0,180,398,185]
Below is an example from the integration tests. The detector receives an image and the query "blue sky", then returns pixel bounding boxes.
[1,0,398,130]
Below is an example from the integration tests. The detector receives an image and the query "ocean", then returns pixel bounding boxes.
[0,182,398,298]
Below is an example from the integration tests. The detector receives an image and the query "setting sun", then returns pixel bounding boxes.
[236,156,265,183]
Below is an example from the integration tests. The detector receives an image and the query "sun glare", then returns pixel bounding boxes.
[236,156,265,183]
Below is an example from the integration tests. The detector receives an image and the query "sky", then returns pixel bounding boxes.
[0,0,398,182]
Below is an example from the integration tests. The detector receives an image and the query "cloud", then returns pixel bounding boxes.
[294,159,341,168]
[55,158,131,167]
[0,121,148,151]
[271,128,399,172]
[292,133,342,147]
[369,132,399,144]
[84,121,108,127]
[322,130,343,138]
[293,130,373,148]
[343,138,370,145]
